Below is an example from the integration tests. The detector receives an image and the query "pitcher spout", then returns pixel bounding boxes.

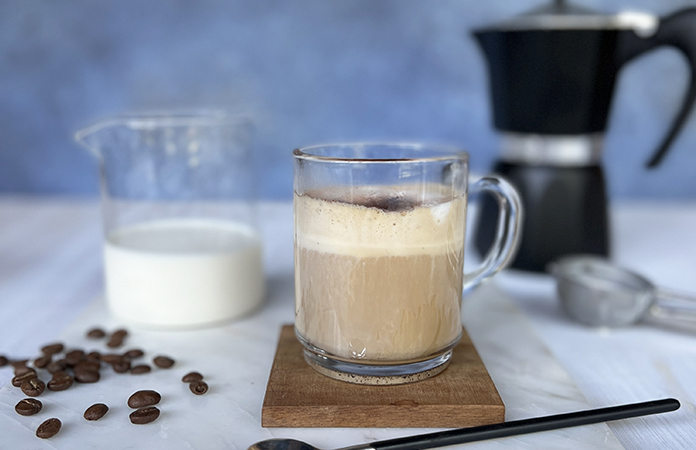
[74,118,123,158]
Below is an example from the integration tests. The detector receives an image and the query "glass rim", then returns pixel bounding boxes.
[76,109,251,138]
[293,142,469,164]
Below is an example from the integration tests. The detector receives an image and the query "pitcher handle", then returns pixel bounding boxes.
[463,176,523,291]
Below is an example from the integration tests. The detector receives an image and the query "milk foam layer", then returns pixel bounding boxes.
[294,187,466,257]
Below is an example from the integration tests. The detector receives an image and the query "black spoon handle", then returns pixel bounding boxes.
[371,398,680,450]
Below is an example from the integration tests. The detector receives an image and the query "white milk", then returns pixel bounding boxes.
[104,219,264,328]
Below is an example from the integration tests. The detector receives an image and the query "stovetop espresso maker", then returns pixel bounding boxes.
[473,1,696,272]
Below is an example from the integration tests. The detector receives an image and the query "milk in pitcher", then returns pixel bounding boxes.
[104,218,264,328]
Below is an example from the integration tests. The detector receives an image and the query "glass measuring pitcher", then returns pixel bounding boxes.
[76,111,264,328]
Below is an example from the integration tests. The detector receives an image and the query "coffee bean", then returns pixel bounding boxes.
[87,327,106,339]
[130,364,151,375]
[41,343,64,355]
[189,380,209,395]
[101,354,123,364]
[182,372,203,383]
[15,398,42,416]
[48,372,74,391]
[112,328,128,339]
[21,378,45,397]
[36,418,61,439]
[74,369,100,383]
[11,359,29,369]
[153,356,175,369]
[47,359,67,374]
[129,406,160,425]
[84,403,109,421]
[14,365,35,376]
[113,360,131,373]
[86,351,102,362]
[107,329,128,348]
[106,338,123,348]
[12,370,37,387]
[33,355,52,369]
[123,349,144,360]
[74,360,100,372]
[52,370,72,381]
[65,349,86,366]
[128,390,161,408]
[0,355,8,367]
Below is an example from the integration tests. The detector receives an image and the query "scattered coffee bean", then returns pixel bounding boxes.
[113,360,131,373]
[36,418,61,439]
[74,369,100,383]
[12,370,37,387]
[52,370,72,380]
[11,359,29,369]
[84,403,109,421]
[21,378,45,397]
[112,329,128,339]
[106,337,123,348]
[182,372,204,383]
[0,355,8,367]
[74,360,100,372]
[48,372,74,391]
[41,343,64,355]
[153,356,175,368]
[47,359,67,374]
[15,398,42,416]
[107,329,128,348]
[33,355,52,369]
[87,327,106,339]
[101,354,123,365]
[124,349,144,360]
[65,349,86,366]
[130,364,151,375]
[189,380,209,395]
[128,390,161,408]
[14,365,35,376]
[129,406,160,425]
[86,351,102,362]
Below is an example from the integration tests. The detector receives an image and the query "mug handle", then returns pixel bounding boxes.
[463,175,523,291]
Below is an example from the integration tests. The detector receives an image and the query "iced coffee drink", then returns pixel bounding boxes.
[294,185,466,365]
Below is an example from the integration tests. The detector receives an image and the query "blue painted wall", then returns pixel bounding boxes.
[1,0,696,199]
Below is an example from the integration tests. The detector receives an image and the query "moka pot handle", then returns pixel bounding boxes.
[618,8,696,168]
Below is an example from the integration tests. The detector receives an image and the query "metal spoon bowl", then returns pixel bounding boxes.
[249,439,339,450]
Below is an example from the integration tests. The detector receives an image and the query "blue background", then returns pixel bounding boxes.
[1,0,696,199]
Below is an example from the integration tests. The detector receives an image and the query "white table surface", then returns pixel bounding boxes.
[0,196,695,449]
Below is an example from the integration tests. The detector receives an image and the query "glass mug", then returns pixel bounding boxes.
[293,143,523,384]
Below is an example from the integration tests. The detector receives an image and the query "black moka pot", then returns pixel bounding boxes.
[473,0,696,272]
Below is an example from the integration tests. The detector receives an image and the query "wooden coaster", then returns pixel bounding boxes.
[262,325,505,428]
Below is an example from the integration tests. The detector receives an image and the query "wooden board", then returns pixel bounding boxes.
[262,325,505,428]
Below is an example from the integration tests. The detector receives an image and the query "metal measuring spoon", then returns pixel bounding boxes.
[550,255,696,330]
[248,399,678,450]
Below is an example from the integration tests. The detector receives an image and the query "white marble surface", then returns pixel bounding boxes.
[0,280,625,450]
[0,197,693,448]
[497,202,696,450]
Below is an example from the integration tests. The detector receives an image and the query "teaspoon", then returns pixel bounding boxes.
[249,398,679,450]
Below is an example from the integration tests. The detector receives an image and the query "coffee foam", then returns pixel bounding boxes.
[294,186,466,257]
